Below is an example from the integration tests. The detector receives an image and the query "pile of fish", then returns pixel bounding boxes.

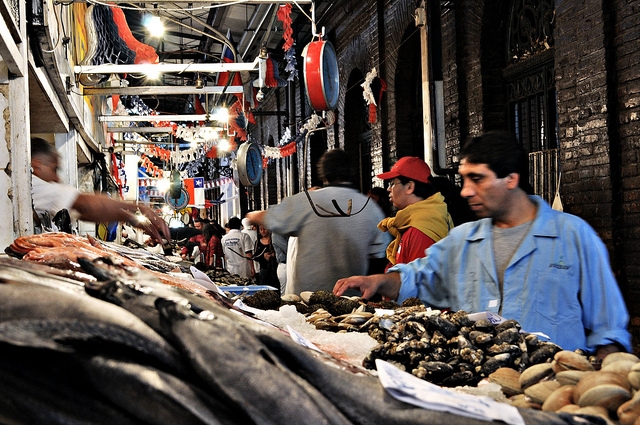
[6,232,182,274]
[0,255,598,425]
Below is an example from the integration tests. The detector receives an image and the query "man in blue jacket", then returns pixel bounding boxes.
[334,131,631,359]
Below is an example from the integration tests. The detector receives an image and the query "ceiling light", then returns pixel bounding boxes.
[211,107,229,123]
[145,15,165,37]
[218,139,230,152]
[145,68,161,80]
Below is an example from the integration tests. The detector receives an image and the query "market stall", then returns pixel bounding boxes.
[0,233,630,425]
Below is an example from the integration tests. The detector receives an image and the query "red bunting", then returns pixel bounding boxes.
[280,141,297,157]
[277,4,294,51]
[206,147,218,159]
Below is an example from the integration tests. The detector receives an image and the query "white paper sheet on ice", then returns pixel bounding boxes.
[286,325,321,352]
[189,266,226,295]
[375,359,525,425]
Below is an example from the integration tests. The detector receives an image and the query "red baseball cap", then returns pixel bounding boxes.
[377,156,431,183]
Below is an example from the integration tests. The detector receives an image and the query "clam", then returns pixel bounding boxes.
[541,385,575,412]
[577,384,631,413]
[519,362,555,390]
[281,294,300,303]
[552,350,595,373]
[617,391,640,425]
[628,362,640,390]
[299,291,313,303]
[601,352,640,369]
[600,359,638,376]
[573,371,630,404]
[555,370,591,386]
[488,367,522,396]
[573,405,615,425]
[524,380,561,405]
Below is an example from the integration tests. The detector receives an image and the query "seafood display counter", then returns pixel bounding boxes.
[0,232,629,425]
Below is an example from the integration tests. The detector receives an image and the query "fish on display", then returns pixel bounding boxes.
[0,346,141,425]
[0,282,184,374]
[155,298,353,425]
[75,354,243,425]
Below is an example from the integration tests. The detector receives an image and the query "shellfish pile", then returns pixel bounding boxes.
[296,292,566,388]
[490,351,640,425]
[358,307,565,387]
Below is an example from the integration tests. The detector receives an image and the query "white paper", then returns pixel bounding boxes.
[286,325,321,351]
[189,266,226,295]
[375,359,524,425]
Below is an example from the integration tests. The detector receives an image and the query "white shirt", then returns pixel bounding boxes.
[32,175,80,217]
[221,229,253,278]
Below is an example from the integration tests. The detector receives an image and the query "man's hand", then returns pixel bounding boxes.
[134,205,171,244]
[333,272,402,300]
[246,210,266,226]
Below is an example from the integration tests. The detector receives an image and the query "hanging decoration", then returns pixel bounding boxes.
[277,3,298,81]
[79,4,157,85]
[284,46,298,81]
[263,142,297,159]
[228,100,248,142]
[139,154,163,178]
[148,145,171,162]
[265,58,288,88]
[277,4,294,51]
[262,114,323,160]
[361,67,387,123]
[109,147,127,197]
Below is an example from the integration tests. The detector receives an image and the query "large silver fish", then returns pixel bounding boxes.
[156,298,353,425]
[0,282,183,373]
[76,354,245,425]
[0,346,141,425]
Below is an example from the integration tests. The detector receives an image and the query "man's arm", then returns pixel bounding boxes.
[72,193,170,243]
[246,210,267,227]
[333,272,402,300]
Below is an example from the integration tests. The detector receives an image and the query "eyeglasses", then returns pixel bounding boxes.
[388,179,403,189]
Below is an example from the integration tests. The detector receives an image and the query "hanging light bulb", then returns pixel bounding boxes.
[211,106,229,123]
[195,74,204,89]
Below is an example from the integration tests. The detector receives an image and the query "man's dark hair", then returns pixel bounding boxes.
[460,131,532,193]
[228,216,242,230]
[396,175,438,200]
[317,149,352,184]
[31,137,57,159]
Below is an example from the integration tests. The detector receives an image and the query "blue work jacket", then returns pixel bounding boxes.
[391,196,632,353]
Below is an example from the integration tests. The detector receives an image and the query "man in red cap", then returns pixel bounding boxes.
[377,156,454,270]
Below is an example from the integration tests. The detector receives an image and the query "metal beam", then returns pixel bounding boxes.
[83,85,243,95]
[99,114,211,122]
[73,0,311,3]
[107,127,174,133]
[74,57,260,75]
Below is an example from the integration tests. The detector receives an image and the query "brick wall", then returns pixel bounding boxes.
[610,0,640,317]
